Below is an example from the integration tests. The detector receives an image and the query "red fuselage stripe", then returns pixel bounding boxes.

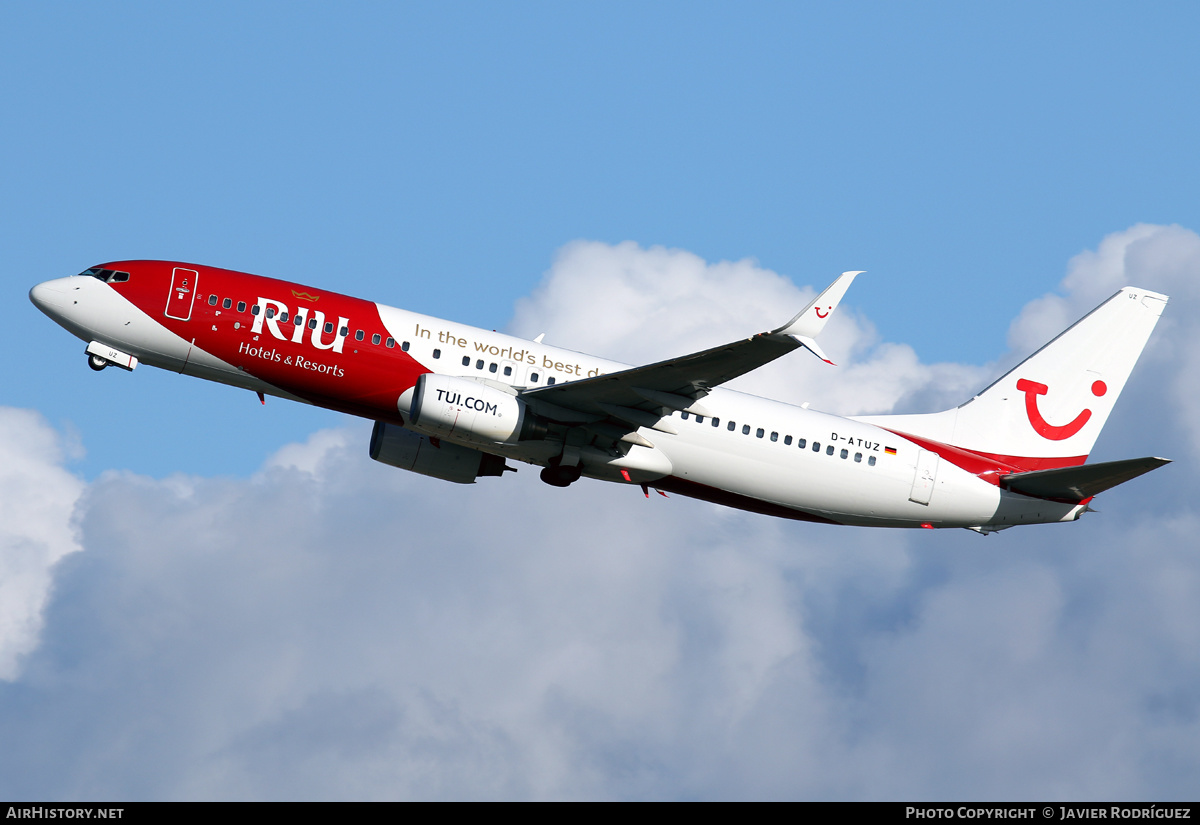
[878,428,1087,484]
[102,260,430,422]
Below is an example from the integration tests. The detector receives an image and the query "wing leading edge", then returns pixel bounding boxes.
[520,271,861,433]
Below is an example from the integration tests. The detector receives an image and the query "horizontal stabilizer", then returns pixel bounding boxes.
[1000,456,1171,503]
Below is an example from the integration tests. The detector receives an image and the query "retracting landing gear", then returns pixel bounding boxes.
[84,342,138,372]
[540,434,586,487]
[540,463,582,487]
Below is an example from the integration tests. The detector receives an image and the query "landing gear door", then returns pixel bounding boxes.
[165,267,199,321]
[909,449,940,505]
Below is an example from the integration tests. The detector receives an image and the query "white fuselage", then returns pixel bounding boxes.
[32,272,1086,530]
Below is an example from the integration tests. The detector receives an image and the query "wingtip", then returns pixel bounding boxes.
[774,270,862,340]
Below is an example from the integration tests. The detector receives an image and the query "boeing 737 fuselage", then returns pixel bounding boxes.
[30,261,1170,532]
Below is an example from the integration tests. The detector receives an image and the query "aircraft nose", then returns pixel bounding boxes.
[29,279,69,314]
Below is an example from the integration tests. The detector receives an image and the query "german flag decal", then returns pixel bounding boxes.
[884,446,897,455]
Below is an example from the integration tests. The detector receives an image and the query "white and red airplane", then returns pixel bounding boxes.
[30,261,1169,532]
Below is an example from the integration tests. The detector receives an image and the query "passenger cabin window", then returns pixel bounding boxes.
[339,326,348,337]
[324,322,334,334]
[355,330,364,341]
[237,301,246,313]
[530,372,539,383]
[797,438,806,449]
[826,445,835,455]
[868,456,877,466]
[433,349,441,359]
[280,312,289,322]
[476,360,484,369]
[462,356,470,366]
[400,341,410,352]
[489,363,497,373]
[756,428,765,438]
[385,337,395,348]
[784,435,792,445]
[223,298,232,309]
[547,377,556,386]
[742,425,751,435]
[503,365,511,376]
[711,418,720,427]
[251,305,261,316]
[372,333,381,345]
[727,421,736,431]
[681,412,690,420]
[308,318,318,330]
[770,431,778,442]
[208,295,218,306]
[265,307,276,319]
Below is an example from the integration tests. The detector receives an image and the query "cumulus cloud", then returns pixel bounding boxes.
[0,408,84,680]
[3,227,1200,800]
[509,239,989,415]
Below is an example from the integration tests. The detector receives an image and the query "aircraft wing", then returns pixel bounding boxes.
[519,271,861,434]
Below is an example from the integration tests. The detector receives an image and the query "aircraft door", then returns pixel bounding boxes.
[165,267,199,321]
[908,449,940,505]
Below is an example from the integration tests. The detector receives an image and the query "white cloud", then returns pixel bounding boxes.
[0,408,84,680]
[509,239,990,415]
[3,227,1200,800]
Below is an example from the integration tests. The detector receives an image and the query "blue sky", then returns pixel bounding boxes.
[4,2,1200,800]
[7,1,1200,478]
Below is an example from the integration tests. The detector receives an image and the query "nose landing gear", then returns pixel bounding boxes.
[83,342,138,372]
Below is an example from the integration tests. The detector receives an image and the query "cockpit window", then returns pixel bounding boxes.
[80,268,130,283]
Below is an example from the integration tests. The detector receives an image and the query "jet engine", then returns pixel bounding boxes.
[407,373,546,446]
[369,421,508,484]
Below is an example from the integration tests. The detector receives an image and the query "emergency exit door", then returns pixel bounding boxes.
[165,267,199,321]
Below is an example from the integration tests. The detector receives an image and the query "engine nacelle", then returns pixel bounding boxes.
[408,373,545,446]
[369,421,507,484]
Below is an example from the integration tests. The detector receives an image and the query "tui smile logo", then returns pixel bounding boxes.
[1016,378,1107,440]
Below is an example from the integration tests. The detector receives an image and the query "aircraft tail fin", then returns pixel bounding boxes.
[856,287,1169,470]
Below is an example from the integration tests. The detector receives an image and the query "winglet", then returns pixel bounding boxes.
[774,270,862,338]
[772,270,862,364]
[791,335,833,365]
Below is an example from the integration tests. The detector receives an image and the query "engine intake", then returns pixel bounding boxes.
[408,373,546,446]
